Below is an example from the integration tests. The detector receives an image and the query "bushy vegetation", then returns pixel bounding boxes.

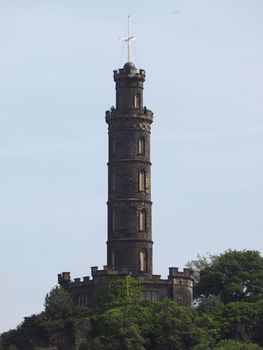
[1,250,263,350]
[190,250,263,304]
[44,285,74,318]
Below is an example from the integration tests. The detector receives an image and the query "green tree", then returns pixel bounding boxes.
[192,345,212,350]
[197,295,224,316]
[192,250,263,303]
[89,307,147,350]
[95,276,142,311]
[44,285,73,319]
[0,313,50,350]
[219,300,263,345]
[87,277,148,349]
[193,341,263,350]
[214,340,263,350]
[148,300,219,350]
[187,253,216,284]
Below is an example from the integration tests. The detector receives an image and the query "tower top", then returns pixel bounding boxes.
[119,15,137,63]
[123,61,135,70]
[113,62,145,83]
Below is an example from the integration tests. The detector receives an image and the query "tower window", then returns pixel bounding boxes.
[134,93,141,108]
[138,170,146,192]
[151,291,158,301]
[139,249,147,272]
[139,209,147,231]
[77,295,88,307]
[141,291,158,301]
[138,137,145,155]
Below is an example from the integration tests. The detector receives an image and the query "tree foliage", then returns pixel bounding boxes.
[85,300,219,350]
[88,308,147,350]
[197,295,224,316]
[214,340,263,350]
[149,300,219,350]
[44,285,74,319]
[95,276,142,311]
[186,253,216,284]
[219,300,263,345]
[193,341,263,350]
[192,250,263,303]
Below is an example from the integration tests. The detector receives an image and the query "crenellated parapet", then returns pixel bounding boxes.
[113,63,146,83]
[58,265,194,308]
[105,108,153,121]
[105,112,153,133]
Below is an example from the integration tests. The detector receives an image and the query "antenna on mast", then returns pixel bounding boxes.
[119,15,138,62]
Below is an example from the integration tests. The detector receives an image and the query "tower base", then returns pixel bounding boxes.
[58,266,194,307]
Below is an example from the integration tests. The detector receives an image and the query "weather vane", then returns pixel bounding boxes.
[119,15,138,62]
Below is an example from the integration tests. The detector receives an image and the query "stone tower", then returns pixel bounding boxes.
[58,61,194,307]
[106,62,153,277]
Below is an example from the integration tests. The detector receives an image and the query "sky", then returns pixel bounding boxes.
[0,0,263,334]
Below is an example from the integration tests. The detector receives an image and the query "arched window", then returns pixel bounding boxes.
[139,249,147,272]
[139,209,146,231]
[138,137,145,155]
[138,170,146,192]
[134,93,141,108]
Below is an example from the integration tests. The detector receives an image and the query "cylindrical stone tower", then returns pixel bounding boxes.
[105,62,153,277]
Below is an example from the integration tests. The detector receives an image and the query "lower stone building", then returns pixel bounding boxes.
[58,61,194,306]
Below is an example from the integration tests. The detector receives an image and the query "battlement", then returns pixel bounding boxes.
[168,267,194,279]
[58,265,133,288]
[91,265,118,276]
[114,68,145,77]
[58,272,91,286]
[105,107,153,120]
[58,266,194,307]
[58,266,194,288]
[57,272,71,284]
[113,62,145,81]
[90,265,139,277]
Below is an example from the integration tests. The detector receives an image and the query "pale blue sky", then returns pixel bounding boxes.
[1,0,263,333]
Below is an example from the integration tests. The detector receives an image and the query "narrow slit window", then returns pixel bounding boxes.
[139,209,146,231]
[134,93,141,108]
[138,137,145,155]
[139,249,147,272]
[145,291,151,300]
[138,170,146,192]
[151,291,158,301]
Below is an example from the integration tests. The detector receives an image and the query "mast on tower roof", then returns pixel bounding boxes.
[119,15,138,63]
